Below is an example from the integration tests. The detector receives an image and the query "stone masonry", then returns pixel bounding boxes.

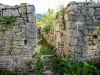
[55,1,100,62]
[0,3,37,70]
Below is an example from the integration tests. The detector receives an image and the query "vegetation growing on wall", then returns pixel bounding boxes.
[0,16,16,25]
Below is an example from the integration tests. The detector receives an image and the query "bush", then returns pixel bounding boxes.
[51,57,100,75]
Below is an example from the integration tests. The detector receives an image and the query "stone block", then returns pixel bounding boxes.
[95,16,100,20]
[87,50,96,56]
[94,20,100,25]
[95,11,100,16]
[89,4,100,8]
[87,45,98,50]
[70,29,80,37]
[28,14,36,23]
[88,8,95,16]
[19,3,27,17]
[3,9,20,17]
[72,10,81,16]
[81,8,87,16]
[69,38,77,45]
[27,5,35,14]
[70,16,85,22]
[25,23,36,39]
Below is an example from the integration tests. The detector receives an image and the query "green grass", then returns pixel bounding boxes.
[37,37,54,55]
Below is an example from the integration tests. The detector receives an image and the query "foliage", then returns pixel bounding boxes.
[37,37,54,55]
[0,16,16,25]
[51,56,100,75]
[37,8,56,29]
[33,56,44,75]
[33,35,54,75]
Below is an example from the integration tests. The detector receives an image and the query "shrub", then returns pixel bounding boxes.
[51,57,100,75]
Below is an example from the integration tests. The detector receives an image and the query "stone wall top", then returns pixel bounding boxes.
[0,3,35,17]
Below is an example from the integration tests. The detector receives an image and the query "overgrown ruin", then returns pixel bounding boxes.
[55,1,100,62]
[0,1,100,72]
[0,3,37,70]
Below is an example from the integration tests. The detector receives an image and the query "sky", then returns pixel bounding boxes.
[0,0,85,13]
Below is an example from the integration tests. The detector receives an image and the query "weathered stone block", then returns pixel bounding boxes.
[94,20,100,25]
[89,4,100,8]
[73,10,81,16]
[87,50,96,56]
[28,14,36,22]
[88,8,95,16]
[70,16,85,21]
[27,5,35,14]
[69,38,77,45]
[19,3,27,17]
[70,29,80,37]
[25,23,36,39]
[3,9,20,17]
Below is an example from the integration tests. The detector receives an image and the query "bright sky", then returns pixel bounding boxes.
[0,0,85,13]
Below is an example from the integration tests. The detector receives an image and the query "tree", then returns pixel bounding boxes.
[37,8,56,29]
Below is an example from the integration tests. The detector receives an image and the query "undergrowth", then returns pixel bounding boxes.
[51,56,100,75]
[33,34,100,75]
[33,35,54,75]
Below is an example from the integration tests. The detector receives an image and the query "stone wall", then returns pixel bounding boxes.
[0,3,37,70]
[41,27,55,46]
[55,1,100,62]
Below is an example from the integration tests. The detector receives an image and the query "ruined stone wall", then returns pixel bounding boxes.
[55,1,100,61]
[41,28,55,46]
[0,3,37,70]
